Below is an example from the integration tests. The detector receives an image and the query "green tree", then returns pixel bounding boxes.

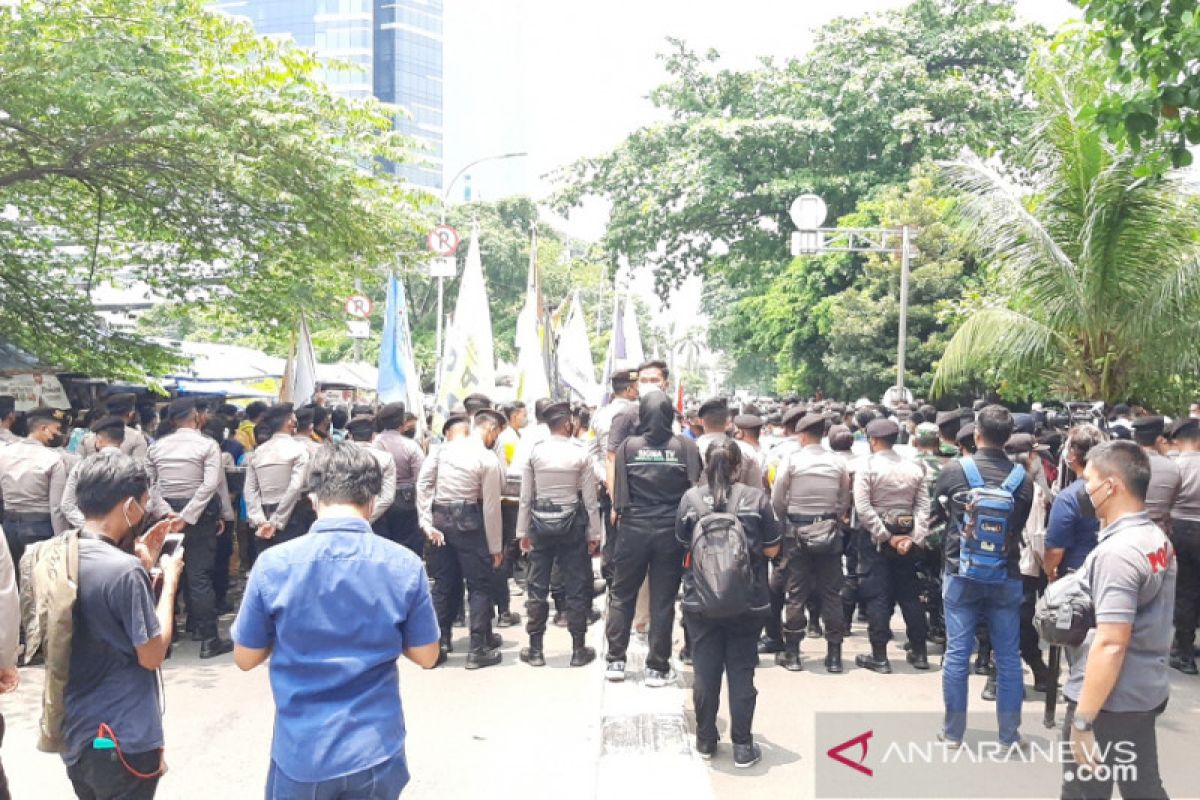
[1,0,429,377]
[932,44,1200,411]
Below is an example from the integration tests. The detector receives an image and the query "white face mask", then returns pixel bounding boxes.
[638,382,659,398]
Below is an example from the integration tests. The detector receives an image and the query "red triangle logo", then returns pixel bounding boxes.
[826,730,873,776]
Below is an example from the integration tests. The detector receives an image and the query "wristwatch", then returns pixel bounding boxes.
[1072,713,1094,733]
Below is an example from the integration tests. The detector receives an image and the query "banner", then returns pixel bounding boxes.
[435,226,495,422]
[378,273,425,426]
[557,290,599,405]
[515,225,551,402]
[281,315,317,404]
[622,294,645,366]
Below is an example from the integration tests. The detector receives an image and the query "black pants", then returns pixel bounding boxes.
[599,489,617,585]
[763,559,785,643]
[1020,573,1048,669]
[0,712,9,800]
[3,515,54,586]
[525,529,590,638]
[491,502,519,615]
[167,499,220,639]
[605,521,684,673]
[686,613,762,747]
[1061,701,1169,800]
[782,541,845,644]
[856,530,927,649]
[1173,519,1200,651]
[66,747,161,800]
[428,525,494,652]
[842,531,861,628]
[259,501,316,552]
[379,504,423,557]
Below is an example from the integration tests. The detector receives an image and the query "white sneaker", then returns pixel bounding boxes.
[644,667,676,688]
[605,660,626,682]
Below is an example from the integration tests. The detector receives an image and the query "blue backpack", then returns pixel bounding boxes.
[956,457,1025,583]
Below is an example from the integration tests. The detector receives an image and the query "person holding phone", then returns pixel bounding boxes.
[58,451,185,799]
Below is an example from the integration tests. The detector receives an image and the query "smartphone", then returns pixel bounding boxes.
[159,533,184,560]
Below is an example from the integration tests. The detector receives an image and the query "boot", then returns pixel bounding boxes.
[487,631,502,650]
[806,620,824,639]
[776,643,803,672]
[570,634,596,667]
[519,634,545,667]
[974,642,993,675]
[981,673,997,701]
[1171,640,1198,675]
[906,644,930,670]
[496,610,521,628]
[435,642,449,667]
[465,648,501,670]
[825,642,843,674]
[855,644,892,674]
[200,636,233,659]
[757,637,785,654]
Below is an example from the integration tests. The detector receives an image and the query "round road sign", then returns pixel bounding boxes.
[789,194,828,229]
[344,295,373,319]
[427,224,461,257]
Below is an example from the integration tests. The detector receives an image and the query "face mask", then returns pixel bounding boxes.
[638,382,659,398]
[47,433,67,448]
[122,498,149,544]
[1078,480,1109,520]
[402,428,416,439]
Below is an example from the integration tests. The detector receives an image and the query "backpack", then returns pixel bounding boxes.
[955,458,1025,584]
[681,486,760,620]
[31,530,81,753]
[1033,570,1094,647]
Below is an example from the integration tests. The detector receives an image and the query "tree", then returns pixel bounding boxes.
[1074,0,1200,171]
[932,44,1200,411]
[0,0,429,377]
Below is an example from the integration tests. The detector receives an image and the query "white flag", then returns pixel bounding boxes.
[435,226,495,423]
[622,294,645,365]
[515,225,550,402]
[283,315,318,404]
[557,290,599,405]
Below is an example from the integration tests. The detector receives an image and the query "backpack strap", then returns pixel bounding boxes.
[960,456,984,489]
[1001,464,1026,495]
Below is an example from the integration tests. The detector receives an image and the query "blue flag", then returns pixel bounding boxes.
[377,273,422,414]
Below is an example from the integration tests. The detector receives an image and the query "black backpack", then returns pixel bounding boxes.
[681,486,759,620]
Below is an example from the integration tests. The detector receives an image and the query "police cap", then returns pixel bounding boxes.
[376,402,407,430]
[698,397,728,418]
[733,414,763,431]
[90,415,127,438]
[166,398,197,421]
[1169,417,1199,439]
[865,418,900,439]
[935,409,962,428]
[796,413,827,434]
[473,408,507,429]
[1109,424,1132,441]
[104,393,137,415]
[781,405,806,430]
[1130,415,1166,438]
[26,406,66,425]
[1004,433,1044,454]
[611,366,640,390]
[0,396,14,417]
[955,422,976,444]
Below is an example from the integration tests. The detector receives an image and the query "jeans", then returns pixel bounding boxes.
[605,521,684,673]
[1061,701,1169,800]
[266,751,410,800]
[942,573,1023,744]
[66,747,161,799]
[686,613,762,746]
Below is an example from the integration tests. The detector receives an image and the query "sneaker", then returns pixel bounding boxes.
[733,743,762,769]
[696,739,717,761]
[605,660,627,682]
[644,667,676,688]
[936,732,964,750]
[465,648,501,670]
[487,632,503,650]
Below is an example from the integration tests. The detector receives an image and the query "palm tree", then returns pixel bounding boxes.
[932,49,1200,408]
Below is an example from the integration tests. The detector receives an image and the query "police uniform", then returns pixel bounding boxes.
[0,396,18,446]
[345,415,397,534]
[517,402,601,667]
[770,414,850,672]
[292,407,324,457]
[245,404,313,550]
[1169,417,1200,674]
[417,408,507,665]
[852,418,931,672]
[759,405,807,652]
[146,399,228,653]
[0,408,70,573]
[1132,416,1181,534]
[696,398,764,490]
[61,416,169,530]
[76,394,149,459]
[374,403,426,556]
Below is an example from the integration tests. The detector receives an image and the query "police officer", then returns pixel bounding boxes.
[146,398,231,658]
[760,404,810,654]
[770,413,850,673]
[516,401,601,668]
[346,414,396,538]
[1131,415,1181,534]
[852,417,931,673]
[292,406,324,456]
[374,402,425,557]
[0,407,70,572]
[0,396,18,446]
[1169,416,1200,674]
[696,398,764,490]
[245,403,313,551]
[62,415,170,529]
[418,408,508,669]
[77,393,149,459]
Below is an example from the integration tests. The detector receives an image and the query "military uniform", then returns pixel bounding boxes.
[417,410,506,664]
[0,408,70,574]
[852,418,931,672]
[517,403,601,667]
[374,403,426,556]
[770,414,850,672]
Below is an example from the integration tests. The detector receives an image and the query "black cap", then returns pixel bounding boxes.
[473,408,507,429]
[1131,415,1166,438]
[611,367,640,389]
[1012,413,1035,434]
[376,402,407,430]
[1004,433,1045,454]
[733,414,763,430]
[0,396,14,417]
[346,414,376,435]
[166,398,197,420]
[442,415,467,436]
[262,403,295,427]
[956,422,976,444]
[1169,417,1199,439]
[26,406,67,424]
[542,401,572,426]
[90,415,127,437]
[104,393,136,415]
[935,409,961,428]
[865,418,900,438]
[1110,425,1133,441]
[781,405,806,429]
[796,413,827,434]
[698,397,728,418]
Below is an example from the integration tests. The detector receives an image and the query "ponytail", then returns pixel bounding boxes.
[702,438,742,511]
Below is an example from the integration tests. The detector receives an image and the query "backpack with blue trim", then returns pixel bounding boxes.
[955,457,1025,583]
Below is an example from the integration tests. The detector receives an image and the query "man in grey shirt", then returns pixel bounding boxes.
[1062,441,1175,800]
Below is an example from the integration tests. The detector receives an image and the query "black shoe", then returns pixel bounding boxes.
[733,742,763,769]
[855,653,892,674]
[487,632,502,650]
[553,611,568,628]
[453,614,466,628]
[1170,652,1198,675]
[776,649,803,672]
[191,629,205,642]
[465,649,501,670]
[435,644,449,667]
[906,649,930,670]
[806,622,823,639]
[1031,663,1051,692]
[215,600,233,616]
[981,674,997,701]
[587,607,602,624]
[570,646,597,667]
[825,643,843,674]
[974,650,993,675]
[757,637,785,654]
[496,611,521,628]
[199,637,234,659]
[519,647,545,667]
[696,738,717,761]
[929,630,947,646]
[679,647,693,666]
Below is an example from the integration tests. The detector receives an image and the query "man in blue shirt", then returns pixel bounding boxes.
[233,442,440,799]
[1044,425,1105,581]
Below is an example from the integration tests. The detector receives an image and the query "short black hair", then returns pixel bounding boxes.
[638,360,669,381]
[75,451,150,518]
[976,405,1014,448]
[463,393,493,415]
[503,401,526,423]
[245,401,269,422]
[96,424,126,447]
[308,442,383,507]
[1087,440,1150,502]
[331,408,349,429]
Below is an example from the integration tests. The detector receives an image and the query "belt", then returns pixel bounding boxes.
[3,511,51,523]
[787,512,838,525]
[433,501,481,512]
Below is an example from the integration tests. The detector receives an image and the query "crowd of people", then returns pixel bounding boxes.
[0,363,1195,798]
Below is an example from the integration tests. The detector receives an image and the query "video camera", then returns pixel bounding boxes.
[1035,400,1106,432]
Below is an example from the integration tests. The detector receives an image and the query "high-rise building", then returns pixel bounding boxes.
[209,0,443,190]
